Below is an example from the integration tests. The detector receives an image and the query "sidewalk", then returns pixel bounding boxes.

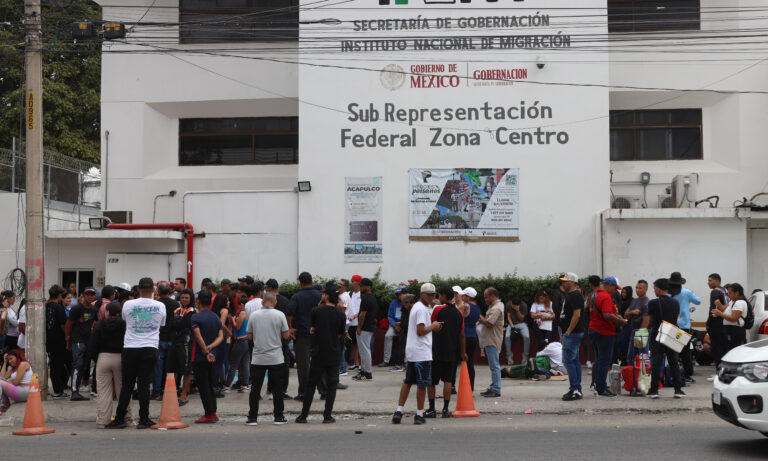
[1,365,716,424]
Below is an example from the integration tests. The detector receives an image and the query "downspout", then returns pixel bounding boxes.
[106,222,194,287]
[104,130,109,210]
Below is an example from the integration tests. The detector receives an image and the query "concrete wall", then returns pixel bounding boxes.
[603,213,749,326]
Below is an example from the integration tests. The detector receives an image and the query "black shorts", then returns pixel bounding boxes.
[432,360,457,385]
[347,326,358,345]
[166,342,191,375]
[404,361,432,388]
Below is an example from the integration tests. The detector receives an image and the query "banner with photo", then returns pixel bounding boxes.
[409,168,519,241]
[344,177,383,262]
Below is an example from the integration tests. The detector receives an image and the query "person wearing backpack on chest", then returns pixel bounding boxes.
[711,282,751,354]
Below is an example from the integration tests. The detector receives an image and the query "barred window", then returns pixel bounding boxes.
[610,109,702,161]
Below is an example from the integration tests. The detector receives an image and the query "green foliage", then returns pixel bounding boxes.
[0,1,102,161]
[268,270,589,313]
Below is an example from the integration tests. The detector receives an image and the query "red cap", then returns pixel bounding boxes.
[351,275,362,282]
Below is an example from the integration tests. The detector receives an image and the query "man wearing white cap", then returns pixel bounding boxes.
[559,272,585,401]
[392,283,443,425]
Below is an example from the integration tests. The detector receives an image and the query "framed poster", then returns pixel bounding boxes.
[409,168,519,241]
[345,177,383,262]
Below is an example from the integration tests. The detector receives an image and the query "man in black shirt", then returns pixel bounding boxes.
[559,272,585,401]
[296,282,347,424]
[287,272,323,400]
[643,278,684,399]
[46,284,69,399]
[153,282,179,399]
[706,273,727,371]
[353,278,378,381]
[427,285,467,418]
[66,287,98,401]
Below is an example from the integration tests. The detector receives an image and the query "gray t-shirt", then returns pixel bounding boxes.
[247,307,289,366]
[628,297,650,330]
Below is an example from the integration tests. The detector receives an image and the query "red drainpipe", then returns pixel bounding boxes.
[106,223,195,288]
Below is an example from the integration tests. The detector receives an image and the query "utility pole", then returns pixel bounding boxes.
[24,0,47,398]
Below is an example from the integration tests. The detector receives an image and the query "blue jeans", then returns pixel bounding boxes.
[339,343,348,374]
[485,345,501,394]
[562,333,584,392]
[588,329,615,392]
[153,340,172,395]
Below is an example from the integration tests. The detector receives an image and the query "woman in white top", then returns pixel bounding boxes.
[0,348,33,413]
[1,291,19,349]
[711,282,748,353]
[530,290,556,347]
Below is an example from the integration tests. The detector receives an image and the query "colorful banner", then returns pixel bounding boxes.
[409,168,519,241]
[345,177,383,262]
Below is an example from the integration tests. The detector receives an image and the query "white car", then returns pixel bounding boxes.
[713,339,768,436]
[748,291,768,342]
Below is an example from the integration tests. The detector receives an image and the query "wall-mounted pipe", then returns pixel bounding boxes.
[106,222,194,287]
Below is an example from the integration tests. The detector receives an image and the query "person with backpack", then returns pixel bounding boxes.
[711,282,750,353]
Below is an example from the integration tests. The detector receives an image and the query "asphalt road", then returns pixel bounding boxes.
[2,412,766,460]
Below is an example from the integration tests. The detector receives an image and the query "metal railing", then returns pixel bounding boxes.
[0,147,101,208]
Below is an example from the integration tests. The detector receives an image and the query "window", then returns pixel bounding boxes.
[610,109,702,161]
[179,0,298,43]
[179,117,298,165]
[608,0,700,32]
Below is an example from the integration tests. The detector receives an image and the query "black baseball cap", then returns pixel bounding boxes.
[324,281,339,295]
[361,278,373,287]
[83,287,97,295]
[266,278,279,290]
[238,275,255,285]
[138,277,154,289]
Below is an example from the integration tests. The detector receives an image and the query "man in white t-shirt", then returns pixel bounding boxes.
[536,341,566,375]
[391,283,442,426]
[245,281,265,318]
[107,277,167,429]
[346,275,362,370]
[338,279,351,376]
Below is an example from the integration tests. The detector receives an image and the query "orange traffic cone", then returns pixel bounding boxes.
[151,373,189,430]
[12,374,55,436]
[452,362,480,418]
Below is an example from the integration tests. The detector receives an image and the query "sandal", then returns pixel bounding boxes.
[178,399,188,407]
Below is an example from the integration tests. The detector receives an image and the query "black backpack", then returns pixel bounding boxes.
[742,298,755,330]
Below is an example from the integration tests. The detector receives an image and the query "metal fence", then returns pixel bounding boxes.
[0,147,101,207]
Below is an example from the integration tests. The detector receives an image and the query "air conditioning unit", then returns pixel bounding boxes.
[612,196,642,209]
[659,195,674,208]
[103,210,133,224]
[671,175,696,208]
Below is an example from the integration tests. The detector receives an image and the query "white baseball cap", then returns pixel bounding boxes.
[460,287,478,298]
[420,283,436,294]
[118,282,132,291]
[452,285,463,293]
[559,272,578,283]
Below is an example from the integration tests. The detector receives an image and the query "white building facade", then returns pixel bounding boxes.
[23,0,768,329]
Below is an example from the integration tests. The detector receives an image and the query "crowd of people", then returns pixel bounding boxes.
[0,269,755,426]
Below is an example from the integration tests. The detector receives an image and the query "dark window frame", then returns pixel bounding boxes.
[609,109,703,161]
[608,0,701,33]
[179,116,299,166]
[179,0,299,44]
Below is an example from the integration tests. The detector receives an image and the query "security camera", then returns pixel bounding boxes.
[536,56,545,69]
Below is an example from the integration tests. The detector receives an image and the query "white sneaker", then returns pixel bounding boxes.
[339,372,348,377]
[586,361,593,369]
[706,375,716,382]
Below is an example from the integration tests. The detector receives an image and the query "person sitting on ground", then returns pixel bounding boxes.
[0,349,33,414]
[536,341,567,376]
